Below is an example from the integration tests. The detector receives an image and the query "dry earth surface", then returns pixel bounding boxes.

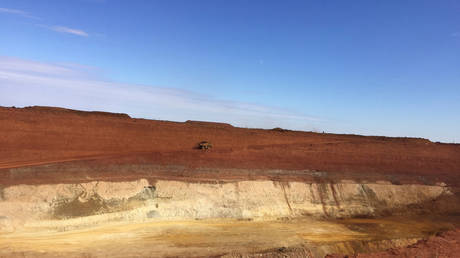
[326,228,460,258]
[0,106,459,257]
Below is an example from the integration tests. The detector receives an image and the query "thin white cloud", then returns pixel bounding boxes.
[1,8,89,37]
[36,24,91,38]
[0,56,75,76]
[0,7,40,19]
[0,56,320,130]
[51,26,89,37]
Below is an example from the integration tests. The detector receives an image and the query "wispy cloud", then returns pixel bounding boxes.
[1,7,89,37]
[0,56,320,130]
[50,26,89,37]
[36,24,90,37]
[0,7,40,19]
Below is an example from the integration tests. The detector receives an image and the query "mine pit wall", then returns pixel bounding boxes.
[1,177,459,257]
[0,178,458,232]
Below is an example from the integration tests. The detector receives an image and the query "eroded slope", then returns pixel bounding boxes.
[0,106,459,257]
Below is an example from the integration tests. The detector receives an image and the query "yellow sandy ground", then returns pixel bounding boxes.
[0,217,456,257]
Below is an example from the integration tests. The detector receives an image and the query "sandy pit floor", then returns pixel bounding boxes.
[0,216,457,257]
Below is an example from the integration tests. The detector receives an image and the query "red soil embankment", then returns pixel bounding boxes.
[1,106,459,186]
[326,229,460,258]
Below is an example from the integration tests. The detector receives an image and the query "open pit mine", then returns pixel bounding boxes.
[0,106,459,257]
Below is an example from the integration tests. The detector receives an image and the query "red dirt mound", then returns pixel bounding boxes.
[326,228,460,258]
[1,106,459,186]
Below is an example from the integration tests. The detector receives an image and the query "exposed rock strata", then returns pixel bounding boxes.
[1,179,457,233]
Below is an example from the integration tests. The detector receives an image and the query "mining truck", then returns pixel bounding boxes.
[199,141,212,150]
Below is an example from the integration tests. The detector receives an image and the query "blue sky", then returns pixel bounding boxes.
[0,0,459,142]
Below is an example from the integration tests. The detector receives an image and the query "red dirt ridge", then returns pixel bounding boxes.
[0,105,459,187]
[326,228,460,258]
